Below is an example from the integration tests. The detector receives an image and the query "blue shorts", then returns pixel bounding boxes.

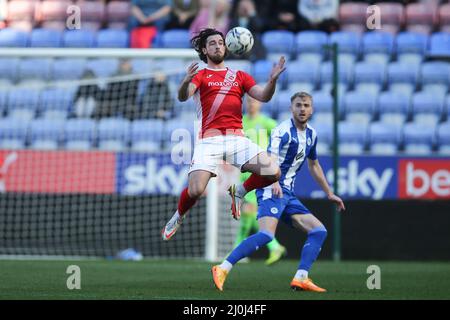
[255,187,312,227]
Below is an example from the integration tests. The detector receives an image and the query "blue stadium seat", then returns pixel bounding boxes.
[64,118,97,150]
[329,31,361,57]
[253,60,287,87]
[262,30,296,56]
[96,29,129,48]
[378,91,410,125]
[309,121,332,154]
[260,96,278,119]
[387,62,419,87]
[226,60,252,74]
[296,31,328,56]
[396,52,423,68]
[52,58,87,80]
[0,89,8,114]
[421,61,450,85]
[0,58,20,82]
[437,122,450,154]
[163,118,196,151]
[286,61,319,87]
[166,118,195,136]
[353,62,386,93]
[161,29,191,48]
[29,28,63,47]
[403,122,435,154]
[411,92,445,126]
[343,91,378,125]
[277,111,291,122]
[338,121,368,154]
[86,58,119,77]
[296,53,322,67]
[130,119,164,152]
[276,91,293,116]
[157,58,187,83]
[252,60,272,83]
[362,31,394,56]
[310,91,333,124]
[97,117,131,151]
[18,58,52,80]
[29,118,66,150]
[387,62,419,96]
[63,30,97,48]
[287,82,315,94]
[39,87,75,119]
[320,60,354,86]
[174,93,197,118]
[7,87,40,120]
[396,32,428,55]
[369,122,401,155]
[131,58,155,74]
[0,28,28,47]
[151,32,163,48]
[428,32,450,56]
[446,95,450,119]
[0,118,29,149]
[421,62,450,96]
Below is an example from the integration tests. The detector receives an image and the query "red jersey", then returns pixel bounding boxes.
[191,67,256,138]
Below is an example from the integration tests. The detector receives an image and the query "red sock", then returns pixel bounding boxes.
[243,173,275,193]
[177,187,198,216]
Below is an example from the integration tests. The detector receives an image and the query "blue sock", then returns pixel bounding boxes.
[298,226,327,271]
[226,231,273,265]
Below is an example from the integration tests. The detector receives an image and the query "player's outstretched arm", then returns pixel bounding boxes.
[307,159,346,212]
[178,62,199,102]
[247,56,286,103]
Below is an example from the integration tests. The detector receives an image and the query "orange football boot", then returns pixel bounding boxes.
[211,265,229,291]
[290,278,327,293]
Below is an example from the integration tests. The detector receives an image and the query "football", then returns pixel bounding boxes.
[225,27,254,56]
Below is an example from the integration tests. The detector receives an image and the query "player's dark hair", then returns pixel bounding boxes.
[191,28,228,63]
[291,92,313,103]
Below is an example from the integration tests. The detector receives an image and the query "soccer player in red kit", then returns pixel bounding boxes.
[162,28,286,241]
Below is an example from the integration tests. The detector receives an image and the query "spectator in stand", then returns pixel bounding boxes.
[73,70,102,118]
[189,0,231,37]
[96,60,139,119]
[0,0,6,29]
[165,0,200,30]
[298,0,340,33]
[129,0,172,48]
[231,0,272,32]
[267,0,309,32]
[228,0,267,61]
[140,70,174,120]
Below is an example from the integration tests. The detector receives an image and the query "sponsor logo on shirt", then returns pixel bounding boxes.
[207,81,239,87]
[296,149,305,160]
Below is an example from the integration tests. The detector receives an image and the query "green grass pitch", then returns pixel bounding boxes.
[0,259,449,300]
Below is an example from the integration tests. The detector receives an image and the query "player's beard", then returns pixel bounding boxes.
[296,113,312,125]
[208,51,225,64]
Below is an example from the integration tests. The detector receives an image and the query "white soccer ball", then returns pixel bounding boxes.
[225,27,254,56]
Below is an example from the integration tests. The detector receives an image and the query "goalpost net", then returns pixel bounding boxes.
[0,48,240,261]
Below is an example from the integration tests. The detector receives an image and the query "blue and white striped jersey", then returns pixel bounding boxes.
[267,118,318,191]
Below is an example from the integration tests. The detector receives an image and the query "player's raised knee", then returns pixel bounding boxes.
[187,183,206,199]
[264,167,281,183]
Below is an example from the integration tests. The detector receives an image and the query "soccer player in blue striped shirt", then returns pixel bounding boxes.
[212,92,345,292]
